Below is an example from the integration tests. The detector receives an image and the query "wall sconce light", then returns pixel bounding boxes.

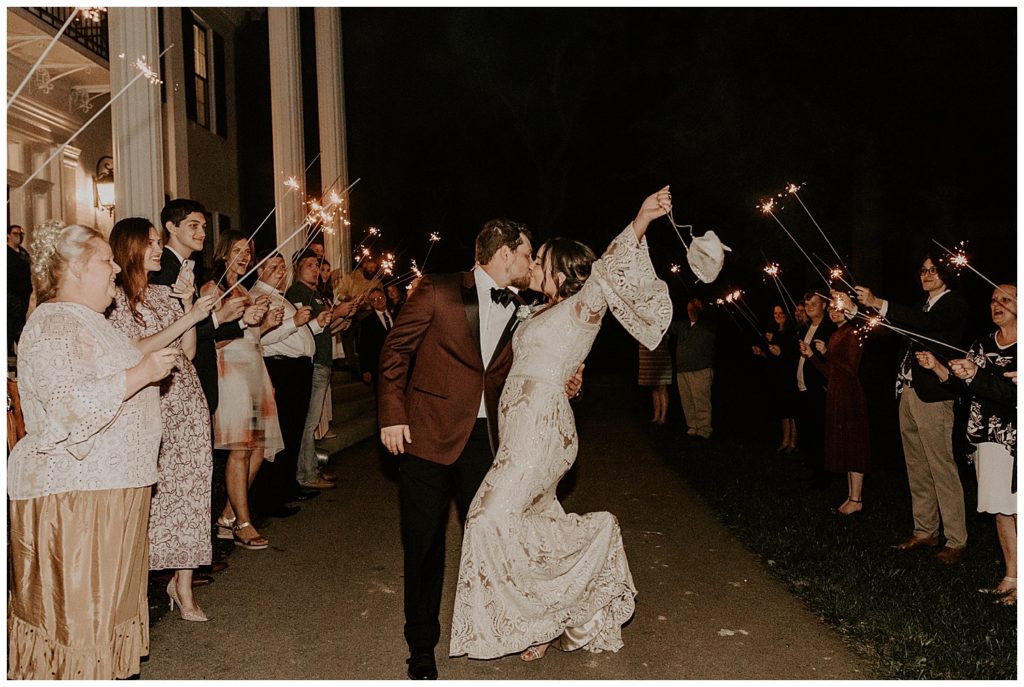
[95,155,115,216]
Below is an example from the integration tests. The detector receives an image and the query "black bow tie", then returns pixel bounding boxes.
[490,287,516,308]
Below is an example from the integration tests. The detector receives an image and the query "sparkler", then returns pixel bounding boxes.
[762,262,795,323]
[7,7,106,110]
[14,46,173,194]
[812,252,857,292]
[214,220,312,304]
[421,231,442,272]
[849,309,970,359]
[758,197,831,288]
[719,289,769,344]
[931,239,1015,301]
[785,182,857,285]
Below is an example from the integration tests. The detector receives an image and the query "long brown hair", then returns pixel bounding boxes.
[109,217,156,324]
[209,229,252,288]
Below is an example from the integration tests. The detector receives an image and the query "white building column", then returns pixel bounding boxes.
[268,8,306,260]
[314,7,350,275]
[108,7,165,224]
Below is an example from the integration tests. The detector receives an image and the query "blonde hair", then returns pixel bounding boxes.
[30,220,105,304]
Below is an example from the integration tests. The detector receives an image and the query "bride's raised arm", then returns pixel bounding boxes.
[572,187,674,350]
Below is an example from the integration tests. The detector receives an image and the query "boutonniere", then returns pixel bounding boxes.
[515,303,539,323]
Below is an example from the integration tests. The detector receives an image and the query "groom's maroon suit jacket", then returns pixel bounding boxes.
[377,271,517,465]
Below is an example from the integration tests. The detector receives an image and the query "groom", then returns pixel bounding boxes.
[378,219,579,680]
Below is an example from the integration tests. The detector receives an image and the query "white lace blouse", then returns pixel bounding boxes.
[7,302,161,500]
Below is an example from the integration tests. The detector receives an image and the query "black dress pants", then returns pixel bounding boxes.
[258,356,313,510]
[399,418,494,654]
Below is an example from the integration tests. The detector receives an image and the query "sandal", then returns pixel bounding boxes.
[834,498,863,516]
[997,588,1017,606]
[979,576,1017,595]
[520,642,551,662]
[215,516,236,541]
[233,521,269,550]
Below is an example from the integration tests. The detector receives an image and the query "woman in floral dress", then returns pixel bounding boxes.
[107,217,217,620]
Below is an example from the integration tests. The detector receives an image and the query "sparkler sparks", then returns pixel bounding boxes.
[758,198,775,214]
[284,176,300,191]
[133,57,161,85]
[670,264,681,274]
[785,182,804,195]
[75,7,106,22]
[763,263,780,278]
[829,267,844,281]
[429,232,441,242]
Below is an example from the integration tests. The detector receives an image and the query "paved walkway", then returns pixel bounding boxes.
[140,375,872,680]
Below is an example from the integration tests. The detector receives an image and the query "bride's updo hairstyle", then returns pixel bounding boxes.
[30,219,105,304]
[538,237,597,300]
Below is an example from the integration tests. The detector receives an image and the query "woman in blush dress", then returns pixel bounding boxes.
[107,217,217,621]
[449,187,673,662]
[801,299,869,515]
[8,221,176,678]
[200,230,284,550]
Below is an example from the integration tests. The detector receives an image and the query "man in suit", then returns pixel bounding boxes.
[849,255,968,563]
[378,219,581,680]
[151,199,260,581]
[358,286,393,388]
[795,291,836,487]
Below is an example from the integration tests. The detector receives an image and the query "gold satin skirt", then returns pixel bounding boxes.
[8,487,152,680]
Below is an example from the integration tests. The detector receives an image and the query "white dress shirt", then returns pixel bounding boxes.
[796,321,820,392]
[473,266,515,417]
[250,280,321,360]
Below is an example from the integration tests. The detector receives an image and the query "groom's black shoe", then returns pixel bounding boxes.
[406,652,437,680]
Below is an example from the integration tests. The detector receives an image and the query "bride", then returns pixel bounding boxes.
[449,187,673,661]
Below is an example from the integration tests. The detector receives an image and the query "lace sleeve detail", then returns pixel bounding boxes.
[28,312,128,458]
[574,223,673,350]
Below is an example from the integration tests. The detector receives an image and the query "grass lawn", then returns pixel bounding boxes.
[646,363,1017,680]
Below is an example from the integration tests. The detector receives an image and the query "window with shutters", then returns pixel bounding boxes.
[182,11,228,138]
[192,22,210,129]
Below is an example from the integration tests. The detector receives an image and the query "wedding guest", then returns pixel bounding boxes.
[288,250,345,488]
[317,257,335,303]
[795,292,835,486]
[201,231,283,550]
[638,334,672,425]
[250,250,327,507]
[358,286,393,388]
[794,302,809,331]
[107,218,217,620]
[8,224,32,349]
[8,221,176,679]
[916,283,1016,602]
[752,304,800,452]
[671,298,716,438]
[803,298,869,514]
[387,282,407,318]
[849,256,968,563]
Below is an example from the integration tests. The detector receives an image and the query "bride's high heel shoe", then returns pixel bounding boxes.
[167,579,209,622]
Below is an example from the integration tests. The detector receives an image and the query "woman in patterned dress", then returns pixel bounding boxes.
[917,283,1017,604]
[449,188,673,662]
[107,218,217,621]
[8,222,177,678]
[200,231,284,550]
[638,334,672,424]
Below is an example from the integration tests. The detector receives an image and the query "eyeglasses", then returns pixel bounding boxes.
[919,266,938,276]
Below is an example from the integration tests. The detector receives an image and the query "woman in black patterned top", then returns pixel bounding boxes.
[917,283,1017,606]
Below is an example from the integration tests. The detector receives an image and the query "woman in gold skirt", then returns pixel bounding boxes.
[7,221,176,679]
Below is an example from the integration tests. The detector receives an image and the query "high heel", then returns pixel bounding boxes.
[166,579,209,622]
[215,516,236,541]
[233,521,269,550]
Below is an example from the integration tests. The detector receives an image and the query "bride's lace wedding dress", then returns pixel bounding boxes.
[449,224,672,660]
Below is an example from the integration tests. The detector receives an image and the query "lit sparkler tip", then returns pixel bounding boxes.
[670,264,681,274]
[715,298,725,305]
[763,263,780,277]
[76,7,106,23]
[367,226,380,236]
[758,198,775,214]
[133,57,161,85]
[785,182,802,195]
[284,176,300,191]
[328,191,342,205]
[361,247,371,256]
[829,267,844,280]
[429,232,441,242]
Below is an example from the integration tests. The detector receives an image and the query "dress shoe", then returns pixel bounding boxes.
[291,488,320,501]
[894,535,941,551]
[268,504,301,518]
[300,476,336,490]
[406,652,437,680]
[935,546,965,565]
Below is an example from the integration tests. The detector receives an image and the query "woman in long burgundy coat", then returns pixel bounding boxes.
[800,302,869,515]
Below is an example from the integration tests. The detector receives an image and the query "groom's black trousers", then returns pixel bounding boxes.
[399,418,494,654]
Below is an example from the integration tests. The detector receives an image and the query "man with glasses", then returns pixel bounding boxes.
[839,256,969,564]
[7,225,32,350]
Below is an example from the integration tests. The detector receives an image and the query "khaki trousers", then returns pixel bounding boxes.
[677,368,713,437]
[899,387,967,549]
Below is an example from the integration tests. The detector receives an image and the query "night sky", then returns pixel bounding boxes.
[244,8,1016,363]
